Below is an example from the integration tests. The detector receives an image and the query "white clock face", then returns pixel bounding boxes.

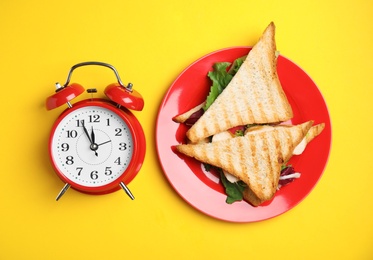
[51,105,134,187]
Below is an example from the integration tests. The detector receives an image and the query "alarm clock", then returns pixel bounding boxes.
[46,62,146,201]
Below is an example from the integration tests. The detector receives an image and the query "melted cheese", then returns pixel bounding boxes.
[293,138,307,155]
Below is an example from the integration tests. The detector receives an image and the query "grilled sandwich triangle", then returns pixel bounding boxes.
[186,22,293,143]
[177,121,313,205]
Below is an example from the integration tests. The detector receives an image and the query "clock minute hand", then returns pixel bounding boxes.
[82,121,92,144]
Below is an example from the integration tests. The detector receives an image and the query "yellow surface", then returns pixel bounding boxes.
[0,0,372,259]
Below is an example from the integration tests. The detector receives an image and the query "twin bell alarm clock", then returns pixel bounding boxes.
[46,62,146,201]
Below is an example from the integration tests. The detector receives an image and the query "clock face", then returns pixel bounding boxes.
[50,104,134,188]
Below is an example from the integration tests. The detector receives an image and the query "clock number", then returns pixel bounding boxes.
[89,114,100,123]
[115,128,122,136]
[66,156,74,165]
[105,167,112,176]
[90,171,99,180]
[76,167,83,176]
[67,130,78,138]
[106,118,110,126]
[61,143,69,152]
[114,157,121,165]
[119,142,127,151]
[76,120,84,127]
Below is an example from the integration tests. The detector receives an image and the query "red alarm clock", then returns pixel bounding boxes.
[46,62,146,201]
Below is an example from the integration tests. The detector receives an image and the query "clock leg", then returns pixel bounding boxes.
[55,183,71,201]
[119,182,135,200]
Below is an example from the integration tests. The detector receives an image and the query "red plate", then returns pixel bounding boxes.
[156,47,331,222]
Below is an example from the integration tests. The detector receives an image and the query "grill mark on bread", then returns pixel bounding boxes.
[221,98,230,133]
[256,132,275,198]
[253,74,267,123]
[246,59,262,122]
[223,139,233,174]
[237,137,246,178]
[273,130,282,184]
[278,127,291,160]
[197,111,212,141]
[233,137,244,177]
[210,109,219,139]
[254,134,265,197]
[251,32,272,123]
[262,132,275,192]
[267,59,282,122]
[237,65,255,124]
[255,48,283,123]
[246,49,276,124]
[258,54,273,123]
[233,78,245,126]
[250,134,258,181]
[306,123,325,143]
[235,136,250,183]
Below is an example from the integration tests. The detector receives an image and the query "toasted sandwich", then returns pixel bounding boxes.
[185,22,293,143]
[176,121,313,205]
[242,122,325,206]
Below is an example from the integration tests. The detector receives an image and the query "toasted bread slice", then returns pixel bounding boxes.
[306,123,325,143]
[186,22,293,143]
[177,121,312,204]
[243,122,325,206]
[242,188,264,207]
[293,123,325,155]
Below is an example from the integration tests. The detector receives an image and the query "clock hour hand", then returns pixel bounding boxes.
[81,121,98,156]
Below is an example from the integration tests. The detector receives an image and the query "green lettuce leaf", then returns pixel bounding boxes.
[228,55,246,75]
[219,171,247,204]
[203,56,246,111]
[204,62,232,111]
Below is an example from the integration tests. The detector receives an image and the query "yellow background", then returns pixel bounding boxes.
[1,0,372,259]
